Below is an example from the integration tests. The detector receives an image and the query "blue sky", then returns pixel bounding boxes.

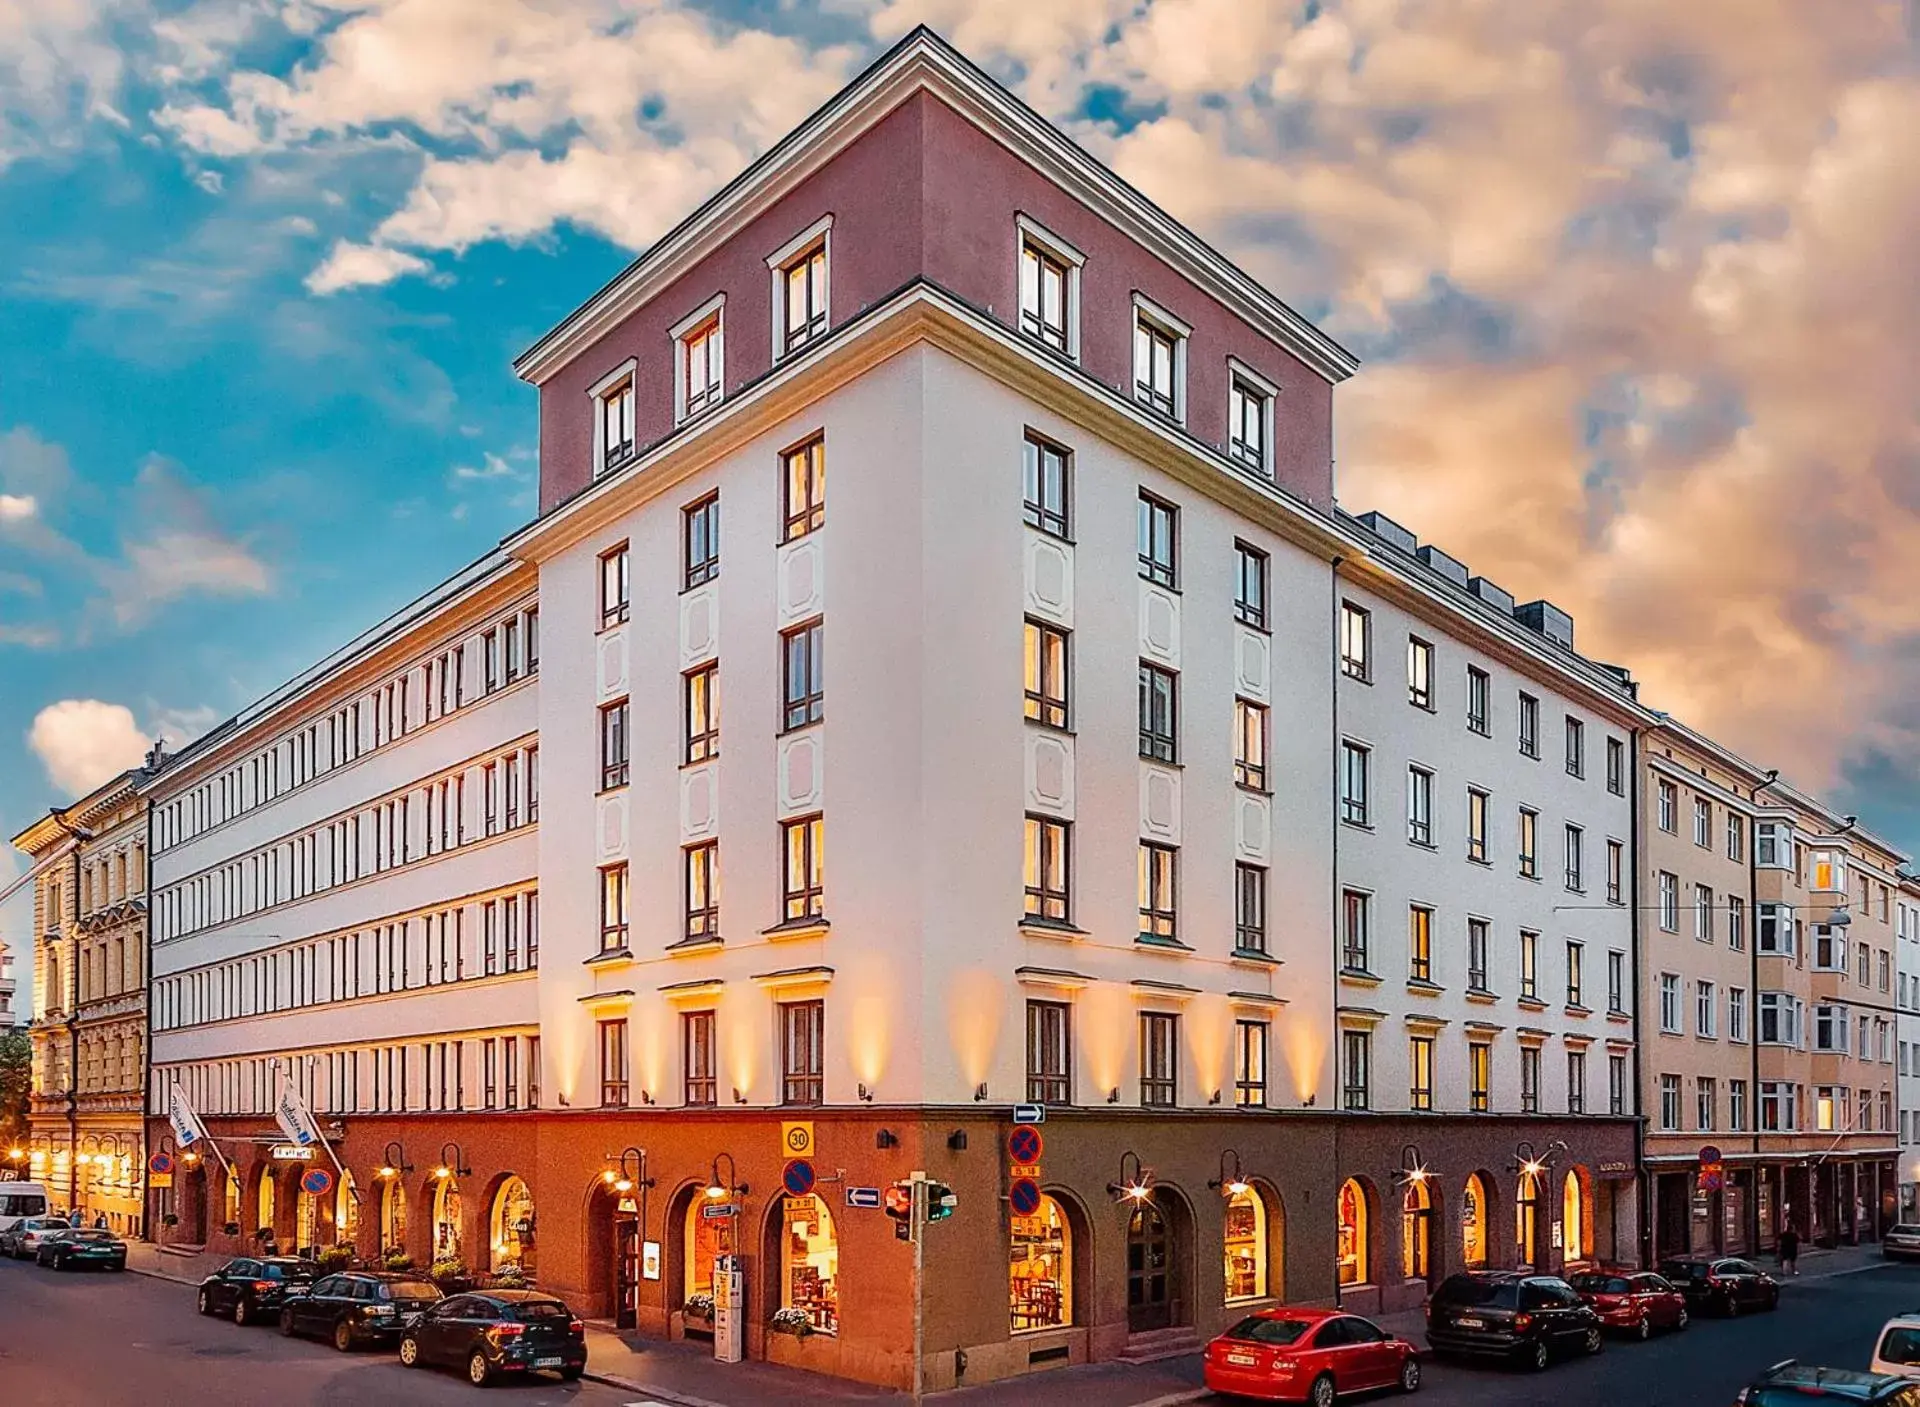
[4,1,1919,974]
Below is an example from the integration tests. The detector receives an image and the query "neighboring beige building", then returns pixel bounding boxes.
[14,766,155,1233]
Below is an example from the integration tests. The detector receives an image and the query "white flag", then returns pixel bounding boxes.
[274,1075,322,1148]
[168,1083,209,1149]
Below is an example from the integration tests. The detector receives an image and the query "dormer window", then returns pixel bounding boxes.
[1015,217,1083,358]
[594,367,636,476]
[1132,296,1189,422]
[1227,360,1278,474]
[672,295,725,424]
[769,216,832,358]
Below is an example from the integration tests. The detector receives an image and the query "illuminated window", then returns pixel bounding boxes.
[1010,1193,1072,1331]
[1337,1179,1369,1286]
[490,1177,532,1273]
[1023,816,1071,925]
[1025,621,1070,728]
[685,663,719,764]
[683,842,719,943]
[777,238,828,355]
[777,1193,838,1334]
[781,436,825,542]
[781,816,824,923]
[1224,1185,1267,1302]
[1461,1173,1488,1267]
[1402,1178,1432,1281]
[1023,434,1071,538]
[683,493,720,588]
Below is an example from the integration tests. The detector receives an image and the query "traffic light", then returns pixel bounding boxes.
[925,1181,956,1223]
[884,1181,914,1222]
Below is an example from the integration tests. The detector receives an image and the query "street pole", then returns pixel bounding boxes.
[911,1170,926,1407]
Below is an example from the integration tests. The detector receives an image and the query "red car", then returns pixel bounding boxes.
[1204,1307,1421,1406]
[1568,1269,1689,1340]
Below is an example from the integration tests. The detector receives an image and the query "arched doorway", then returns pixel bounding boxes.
[255,1165,276,1242]
[1127,1194,1172,1332]
[1402,1178,1434,1283]
[295,1186,320,1255]
[334,1171,359,1249]
[431,1175,463,1262]
[1562,1168,1588,1266]
[221,1163,242,1234]
[380,1177,408,1258]
[1011,1192,1074,1331]
[490,1177,534,1274]
[679,1186,727,1311]
[1337,1178,1372,1288]
[1223,1184,1269,1304]
[179,1164,207,1243]
[766,1192,840,1336]
[1462,1173,1491,1268]
[1516,1170,1541,1269]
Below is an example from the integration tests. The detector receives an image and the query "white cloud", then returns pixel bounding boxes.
[27,698,151,795]
[450,451,516,481]
[102,458,273,625]
[304,238,429,293]
[0,0,133,169]
[0,623,58,647]
[0,493,33,520]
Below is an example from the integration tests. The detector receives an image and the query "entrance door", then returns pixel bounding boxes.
[1127,1198,1172,1332]
[615,1214,640,1329]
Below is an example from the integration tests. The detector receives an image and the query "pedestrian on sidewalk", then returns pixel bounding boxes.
[1779,1221,1801,1276]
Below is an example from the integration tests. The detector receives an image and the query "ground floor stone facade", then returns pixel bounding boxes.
[1647,1152,1900,1264]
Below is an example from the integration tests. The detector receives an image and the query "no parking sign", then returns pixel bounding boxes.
[301,1167,334,1197]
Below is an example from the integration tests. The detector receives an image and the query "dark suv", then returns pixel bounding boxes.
[1425,1271,1604,1370]
[278,1271,444,1350]
[1658,1256,1780,1316]
[197,1257,319,1326]
[1735,1360,1920,1405]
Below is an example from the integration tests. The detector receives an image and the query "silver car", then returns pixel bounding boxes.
[1,1217,71,1259]
[1884,1224,1920,1260]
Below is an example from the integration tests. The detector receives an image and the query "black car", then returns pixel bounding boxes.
[1424,1271,1604,1370]
[35,1227,127,1271]
[279,1271,444,1351]
[1658,1256,1780,1316]
[399,1290,588,1387]
[197,1256,319,1326]
[1736,1360,1920,1405]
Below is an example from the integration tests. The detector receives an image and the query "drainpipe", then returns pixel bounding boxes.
[1748,786,1762,1251]
[58,827,83,1218]
[1630,729,1649,1268]
[1328,555,1344,1305]
[139,794,155,1244]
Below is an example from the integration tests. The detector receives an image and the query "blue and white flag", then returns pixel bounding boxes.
[167,1083,208,1149]
[274,1074,322,1148]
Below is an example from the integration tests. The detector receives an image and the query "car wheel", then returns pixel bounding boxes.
[1675,1307,1689,1332]
[1584,1327,1603,1356]
[233,1296,252,1327]
[560,1367,584,1383]
[1723,1294,1738,1319]
[1308,1373,1336,1407]
[399,1335,422,1368]
[1399,1357,1421,1393]
[1528,1338,1551,1371]
[1766,1290,1779,1312]
[279,1309,297,1337]
[197,1289,213,1316]
[333,1319,355,1353]
[1635,1314,1651,1342]
[468,1349,494,1388]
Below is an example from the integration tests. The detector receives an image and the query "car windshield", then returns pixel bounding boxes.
[35,1219,69,1231]
[1894,1226,1920,1237]
[1881,1328,1920,1366]
[1570,1274,1630,1294]
[1434,1278,1519,1308]
[1660,1261,1709,1282]
[69,1230,118,1242]
[384,1282,442,1303]
[508,1301,570,1323]
[1223,1316,1314,1346]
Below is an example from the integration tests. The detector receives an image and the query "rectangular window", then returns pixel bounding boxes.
[1467,666,1490,735]
[483,630,500,693]
[600,543,630,628]
[1467,788,1489,863]
[1564,824,1584,891]
[1695,884,1715,941]
[1660,973,1681,1033]
[1340,603,1371,681]
[1234,863,1266,955]
[598,1018,629,1108]
[1138,842,1178,942]
[1026,1000,1070,1104]
[1407,767,1434,846]
[1235,1019,1269,1108]
[1137,492,1178,587]
[1565,716,1585,777]
[599,375,635,472]
[1340,741,1371,826]
[1407,637,1434,709]
[599,700,629,790]
[1019,237,1071,352]
[1342,1029,1371,1111]
[1567,940,1585,1008]
[1730,1079,1748,1131]
[1520,1045,1541,1113]
[1518,807,1538,877]
[1659,1074,1680,1130]
[1518,693,1539,758]
[781,435,825,542]
[1408,905,1434,983]
[1694,796,1713,847]
[599,863,629,954]
[1697,980,1717,1037]
[1022,434,1070,538]
[781,620,824,731]
[683,493,720,589]
[1607,737,1625,795]
[1342,890,1371,972]
[1409,1034,1434,1111]
[1133,311,1179,417]
[1520,929,1539,1000]
[682,313,723,418]
[1727,813,1745,863]
[1140,1011,1179,1107]
[1234,699,1268,790]
[1228,376,1268,471]
[684,842,720,943]
[682,1010,717,1107]
[1567,1050,1586,1114]
[780,999,824,1105]
[1607,839,1623,904]
[1468,918,1489,991]
[1609,1054,1627,1115]
[1234,542,1268,629]
[1138,663,1178,763]
[779,240,828,354]
[1023,816,1071,924]
[1469,1040,1491,1113]
[1658,780,1678,833]
[1608,949,1627,1013]
[1659,872,1679,932]
[685,663,720,764]
[1729,986,1747,1043]
[1024,620,1071,729]
[781,816,825,923]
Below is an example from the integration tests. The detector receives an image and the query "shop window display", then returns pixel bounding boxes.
[1223,1186,1266,1302]
[1337,1179,1369,1286]
[778,1194,839,1335]
[1010,1194,1072,1330]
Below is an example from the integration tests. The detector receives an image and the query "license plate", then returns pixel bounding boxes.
[533,1357,563,1369]
[1455,1317,1484,1329]
[1227,1352,1257,1366]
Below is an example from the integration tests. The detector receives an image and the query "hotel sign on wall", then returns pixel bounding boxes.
[270,1145,315,1162]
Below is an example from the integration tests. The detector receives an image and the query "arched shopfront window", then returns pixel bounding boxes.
[1562,1170,1586,1264]
[1337,1178,1370,1287]
[223,1166,242,1229]
[1402,1179,1433,1281]
[775,1193,839,1336]
[1011,1193,1073,1330]
[432,1176,463,1260]
[335,1172,358,1246]
[381,1178,408,1255]
[256,1168,275,1235]
[1516,1171,1541,1268]
[296,1186,319,1252]
[491,1177,534,1273]
[1462,1174,1489,1268]
[684,1192,727,1304]
[1223,1186,1266,1303]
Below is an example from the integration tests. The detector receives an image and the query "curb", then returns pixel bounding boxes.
[580,1373,731,1407]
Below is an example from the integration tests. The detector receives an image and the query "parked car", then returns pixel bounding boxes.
[0,1215,68,1259]
[1424,1271,1604,1370]
[1203,1307,1420,1405]
[398,1290,588,1387]
[0,1181,52,1237]
[1735,1360,1920,1405]
[1870,1313,1920,1380]
[1569,1268,1689,1339]
[35,1227,127,1271]
[1658,1256,1780,1316]
[197,1256,319,1326]
[1884,1226,1920,1261]
[278,1271,444,1351]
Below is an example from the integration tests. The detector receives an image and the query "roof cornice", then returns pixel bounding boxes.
[513,28,1357,389]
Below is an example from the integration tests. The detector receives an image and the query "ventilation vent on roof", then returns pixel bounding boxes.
[1469,576,1516,613]
[1416,544,1469,587]
[1515,600,1575,649]
[1356,510,1417,553]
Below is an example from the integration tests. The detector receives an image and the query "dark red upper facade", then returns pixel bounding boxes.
[534,87,1338,514]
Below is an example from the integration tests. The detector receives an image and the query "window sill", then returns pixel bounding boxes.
[778,717,824,739]
[1022,520,1078,548]
[1467,725,1491,739]
[1565,1004,1592,1019]
[1406,979,1445,997]
[777,525,825,549]
[1136,573,1181,595]
[1232,615,1272,637]
[1466,855,1492,868]
[1340,819,1376,834]
[1135,934,1194,954]
[1235,782,1273,798]
[1339,968,1383,988]
[1519,871,1541,883]
[1230,948,1280,967]
[1019,917,1088,941]
[1517,996,1547,1012]
[761,917,830,942]
[596,782,630,798]
[1465,988,1501,1005]
[1565,886,1589,898]
[1139,754,1183,769]
[1339,670,1373,687]
[584,948,634,968]
[666,937,724,957]
[1024,718,1076,738]
[1408,701,1437,715]
[680,753,720,771]
[1607,1007,1632,1022]
[1407,839,1437,853]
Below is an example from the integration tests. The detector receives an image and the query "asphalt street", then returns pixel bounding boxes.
[0,1255,645,1407]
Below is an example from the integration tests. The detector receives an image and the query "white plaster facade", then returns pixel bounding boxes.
[1898,881,1920,1217]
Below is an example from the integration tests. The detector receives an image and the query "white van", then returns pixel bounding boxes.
[0,1181,52,1233]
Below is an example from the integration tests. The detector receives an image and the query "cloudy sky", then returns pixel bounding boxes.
[4,0,1919,968]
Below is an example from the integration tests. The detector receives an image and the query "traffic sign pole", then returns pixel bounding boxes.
[910,1171,926,1407]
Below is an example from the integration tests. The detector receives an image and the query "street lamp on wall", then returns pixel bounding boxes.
[1399,1143,1433,1188]
[706,1152,746,1201]
[434,1143,471,1181]
[377,1141,412,1180]
[1107,1150,1153,1203]
[1207,1149,1249,1197]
